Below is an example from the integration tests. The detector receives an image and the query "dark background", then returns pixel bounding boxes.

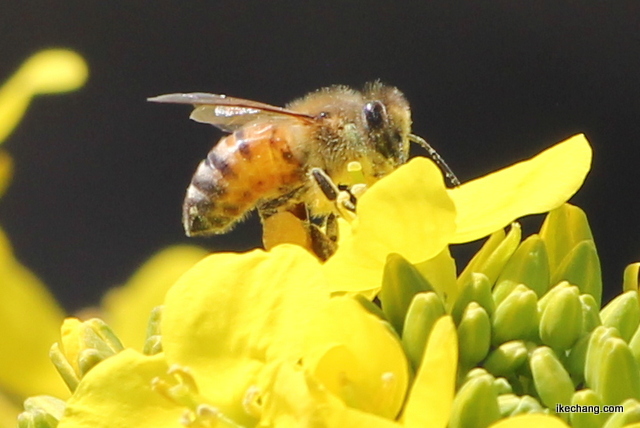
[0,1,638,311]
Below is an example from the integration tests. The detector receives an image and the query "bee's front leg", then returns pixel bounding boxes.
[310,167,366,222]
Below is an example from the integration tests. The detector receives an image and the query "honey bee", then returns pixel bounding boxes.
[149,82,458,259]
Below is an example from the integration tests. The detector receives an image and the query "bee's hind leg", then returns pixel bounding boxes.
[324,213,338,246]
[259,202,337,261]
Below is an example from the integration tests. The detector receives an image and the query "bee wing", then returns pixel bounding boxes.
[148,92,315,132]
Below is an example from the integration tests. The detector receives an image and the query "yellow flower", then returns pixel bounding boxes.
[0,49,209,428]
[56,246,408,427]
[100,245,209,351]
[36,134,593,427]
[0,49,88,143]
[325,133,592,297]
[0,49,88,426]
[0,227,68,398]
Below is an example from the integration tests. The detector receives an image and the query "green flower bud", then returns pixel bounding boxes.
[401,291,445,370]
[143,306,163,356]
[492,280,520,309]
[458,229,505,289]
[602,398,640,428]
[493,377,513,395]
[492,285,538,346]
[17,410,58,428]
[496,235,550,298]
[596,337,640,406]
[17,396,66,428]
[539,285,583,351]
[48,344,79,392]
[580,294,602,334]
[380,253,434,334]
[449,373,501,428]
[458,224,521,289]
[585,326,620,391]
[530,346,574,414]
[569,389,607,428]
[463,367,490,382]
[551,240,602,307]
[512,395,545,416]
[600,290,640,343]
[623,263,640,293]
[629,319,640,367]
[497,393,520,417]
[452,273,494,324]
[458,302,491,368]
[540,204,594,274]
[538,281,572,314]
[483,341,528,377]
[49,317,124,391]
[353,293,387,319]
[566,333,590,384]
[498,394,544,417]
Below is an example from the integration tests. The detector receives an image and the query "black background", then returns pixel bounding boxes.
[0,1,638,311]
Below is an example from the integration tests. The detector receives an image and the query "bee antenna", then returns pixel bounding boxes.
[408,134,461,187]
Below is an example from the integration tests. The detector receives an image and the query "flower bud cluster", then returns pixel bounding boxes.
[381,204,640,426]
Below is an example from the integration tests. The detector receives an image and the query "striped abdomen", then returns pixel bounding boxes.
[183,121,308,236]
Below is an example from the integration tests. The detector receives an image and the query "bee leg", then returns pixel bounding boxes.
[285,202,337,260]
[259,203,336,261]
[308,222,337,261]
[325,213,339,245]
[310,167,357,220]
[259,203,310,252]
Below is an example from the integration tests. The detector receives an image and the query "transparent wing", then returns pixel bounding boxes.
[148,92,315,132]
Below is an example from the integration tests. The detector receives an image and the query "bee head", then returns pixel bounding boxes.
[362,82,411,166]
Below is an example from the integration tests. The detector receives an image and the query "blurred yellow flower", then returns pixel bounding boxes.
[0,49,88,143]
[0,49,89,427]
[0,49,207,428]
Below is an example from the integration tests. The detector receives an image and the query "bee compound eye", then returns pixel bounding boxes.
[363,101,387,130]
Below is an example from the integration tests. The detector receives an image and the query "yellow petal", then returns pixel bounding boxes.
[0,390,22,428]
[58,350,181,428]
[325,158,456,294]
[0,228,67,398]
[303,296,409,419]
[414,248,458,308]
[0,49,88,143]
[161,244,329,426]
[449,134,592,243]
[402,316,457,428]
[263,362,401,428]
[488,414,570,428]
[101,245,207,350]
[17,50,88,94]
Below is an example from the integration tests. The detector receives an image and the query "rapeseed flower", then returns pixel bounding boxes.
[0,49,89,427]
[21,133,598,428]
[6,52,624,427]
[0,50,207,428]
